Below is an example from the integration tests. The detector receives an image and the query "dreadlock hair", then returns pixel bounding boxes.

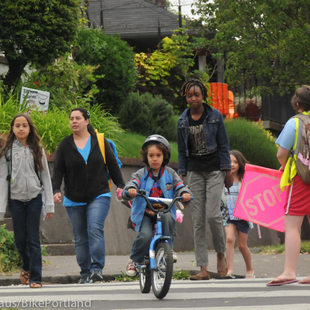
[180,79,208,101]
[0,113,43,171]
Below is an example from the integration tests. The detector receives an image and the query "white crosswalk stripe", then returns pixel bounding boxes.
[0,278,309,309]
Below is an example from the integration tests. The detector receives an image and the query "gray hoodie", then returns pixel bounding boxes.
[0,140,54,220]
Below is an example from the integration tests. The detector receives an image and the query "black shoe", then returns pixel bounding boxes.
[90,270,104,282]
[78,275,92,284]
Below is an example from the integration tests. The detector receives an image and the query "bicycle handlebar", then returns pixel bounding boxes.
[124,189,188,213]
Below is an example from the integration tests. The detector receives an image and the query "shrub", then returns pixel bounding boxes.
[225,118,279,169]
[0,94,29,138]
[0,224,21,272]
[119,92,177,141]
[23,57,98,109]
[74,28,136,114]
[0,95,124,154]
[31,104,124,154]
[117,131,178,163]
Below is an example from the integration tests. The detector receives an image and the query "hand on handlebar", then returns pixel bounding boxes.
[128,188,137,198]
[181,193,191,203]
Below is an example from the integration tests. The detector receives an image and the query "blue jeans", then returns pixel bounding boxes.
[130,213,175,264]
[66,196,110,277]
[10,194,43,283]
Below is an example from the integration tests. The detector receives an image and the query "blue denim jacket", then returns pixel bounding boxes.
[177,104,231,176]
[123,166,191,232]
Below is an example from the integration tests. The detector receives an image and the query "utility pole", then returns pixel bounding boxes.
[100,0,104,28]
[178,0,182,27]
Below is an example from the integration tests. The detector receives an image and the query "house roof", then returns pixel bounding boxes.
[87,0,179,50]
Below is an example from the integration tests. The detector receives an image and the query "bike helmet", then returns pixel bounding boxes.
[142,134,171,165]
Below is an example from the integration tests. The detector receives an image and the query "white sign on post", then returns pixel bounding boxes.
[20,87,50,112]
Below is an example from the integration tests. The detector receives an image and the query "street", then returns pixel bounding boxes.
[1,278,310,310]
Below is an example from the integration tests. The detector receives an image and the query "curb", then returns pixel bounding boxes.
[0,274,120,286]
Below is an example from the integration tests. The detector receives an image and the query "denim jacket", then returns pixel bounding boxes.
[177,104,231,176]
[123,166,191,232]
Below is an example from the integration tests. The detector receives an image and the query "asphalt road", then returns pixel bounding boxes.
[1,278,310,310]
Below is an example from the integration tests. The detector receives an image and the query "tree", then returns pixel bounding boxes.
[135,29,203,111]
[193,0,310,95]
[73,27,136,114]
[0,0,80,91]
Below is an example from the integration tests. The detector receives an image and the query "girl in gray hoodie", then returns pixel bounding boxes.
[0,114,54,288]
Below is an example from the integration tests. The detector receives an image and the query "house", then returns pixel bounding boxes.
[85,0,179,51]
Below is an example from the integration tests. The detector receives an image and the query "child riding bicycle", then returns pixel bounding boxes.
[122,134,192,277]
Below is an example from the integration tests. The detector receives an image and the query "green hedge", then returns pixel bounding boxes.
[225,118,279,169]
[118,92,177,141]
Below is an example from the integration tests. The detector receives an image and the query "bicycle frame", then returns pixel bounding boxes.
[149,210,171,270]
[124,189,190,299]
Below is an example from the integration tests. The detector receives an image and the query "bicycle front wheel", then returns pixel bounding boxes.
[139,264,151,293]
[151,241,173,299]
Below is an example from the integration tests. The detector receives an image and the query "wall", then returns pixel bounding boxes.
[36,160,281,255]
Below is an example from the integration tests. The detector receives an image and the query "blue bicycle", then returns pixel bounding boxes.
[132,189,185,299]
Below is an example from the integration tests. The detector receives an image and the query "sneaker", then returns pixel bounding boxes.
[126,260,137,277]
[90,270,104,282]
[173,251,178,263]
[78,275,92,284]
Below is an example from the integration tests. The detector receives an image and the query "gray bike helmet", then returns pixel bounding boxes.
[142,134,171,165]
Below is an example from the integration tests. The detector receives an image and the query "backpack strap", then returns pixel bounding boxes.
[291,113,310,156]
[95,130,106,164]
[95,130,114,190]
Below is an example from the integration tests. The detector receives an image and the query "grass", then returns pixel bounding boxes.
[114,269,190,282]
[117,131,178,163]
[255,241,310,254]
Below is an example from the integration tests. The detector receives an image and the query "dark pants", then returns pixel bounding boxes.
[130,213,175,264]
[10,194,43,283]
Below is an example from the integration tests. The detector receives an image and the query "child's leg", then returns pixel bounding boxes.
[130,216,153,264]
[237,230,254,276]
[225,223,237,276]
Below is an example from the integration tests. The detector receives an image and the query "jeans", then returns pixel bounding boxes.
[66,196,110,277]
[130,213,175,264]
[10,194,43,283]
[188,170,226,267]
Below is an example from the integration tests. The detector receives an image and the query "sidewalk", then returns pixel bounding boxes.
[0,251,309,286]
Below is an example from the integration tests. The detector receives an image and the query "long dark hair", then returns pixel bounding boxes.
[230,149,247,180]
[70,107,95,134]
[0,113,43,171]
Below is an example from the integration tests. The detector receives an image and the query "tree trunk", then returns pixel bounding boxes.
[3,57,27,91]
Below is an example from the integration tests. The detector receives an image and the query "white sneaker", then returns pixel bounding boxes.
[173,251,178,263]
[126,260,137,277]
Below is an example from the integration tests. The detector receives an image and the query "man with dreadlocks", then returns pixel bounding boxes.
[177,78,233,280]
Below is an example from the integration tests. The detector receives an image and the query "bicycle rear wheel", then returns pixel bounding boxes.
[139,264,151,293]
[151,241,173,299]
